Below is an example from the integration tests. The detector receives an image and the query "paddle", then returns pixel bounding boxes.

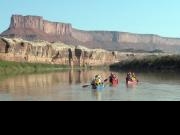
[82,78,109,88]
[82,84,91,88]
[104,78,109,82]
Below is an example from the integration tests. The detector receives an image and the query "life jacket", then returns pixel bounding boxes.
[110,75,118,84]
[92,77,102,86]
[132,74,136,81]
[131,77,136,81]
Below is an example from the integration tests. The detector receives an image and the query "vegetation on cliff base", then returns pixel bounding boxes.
[110,55,180,71]
[0,60,69,74]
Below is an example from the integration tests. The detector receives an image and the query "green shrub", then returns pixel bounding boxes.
[110,55,180,71]
[0,60,70,75]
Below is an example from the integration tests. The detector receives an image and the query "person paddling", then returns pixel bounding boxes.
[109,73,119,85]
[126,72,138,82]
[109,73,114,83]
[126,72,132,81]
[91,74,103,87]
[132,73,137,81]
[82,75,104,88]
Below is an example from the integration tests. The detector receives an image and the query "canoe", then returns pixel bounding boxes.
[92,84,105,90]
[110,79,119,86]
[126,80,138,85]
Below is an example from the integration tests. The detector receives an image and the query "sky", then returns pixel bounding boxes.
[1,0,180,37]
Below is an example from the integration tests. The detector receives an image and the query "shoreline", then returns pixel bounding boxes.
[1,54,180,75]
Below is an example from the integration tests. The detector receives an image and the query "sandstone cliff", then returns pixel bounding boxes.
[8,15,72,35]
[2,15,180,53]
[0,37,118,67]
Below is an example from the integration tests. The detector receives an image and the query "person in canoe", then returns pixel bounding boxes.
[126,72,138,81]
[126,72,132,81]
[91,74,103,88]
[109,73,119,85]
[132,73,137,81]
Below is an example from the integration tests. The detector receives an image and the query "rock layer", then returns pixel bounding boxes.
[0,37,118,67]
[2,15,180,53]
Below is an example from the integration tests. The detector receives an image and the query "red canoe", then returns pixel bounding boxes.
[126,80,138,85]
[110,79,119,86]
[126,77,139,85]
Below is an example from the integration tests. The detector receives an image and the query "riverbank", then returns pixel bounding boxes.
[110,55,180,71]
[0,60,110,77]
[0,60,70,74]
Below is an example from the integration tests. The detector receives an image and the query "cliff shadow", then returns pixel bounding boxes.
[68,49,73,67]
[75,48,82,66]
[0,38,10,53]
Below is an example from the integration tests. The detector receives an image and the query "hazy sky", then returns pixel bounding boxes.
[1,0,180,37]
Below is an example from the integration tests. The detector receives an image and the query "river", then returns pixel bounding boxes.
[0,70,180,101]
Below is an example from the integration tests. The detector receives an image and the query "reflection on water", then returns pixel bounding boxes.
[92,90,102,101]
[0,70,180,101]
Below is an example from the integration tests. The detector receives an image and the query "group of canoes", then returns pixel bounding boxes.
[91,72,138,89]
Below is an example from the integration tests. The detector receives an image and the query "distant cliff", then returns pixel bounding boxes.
[2,15,73,42]
[2,15,180,53]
